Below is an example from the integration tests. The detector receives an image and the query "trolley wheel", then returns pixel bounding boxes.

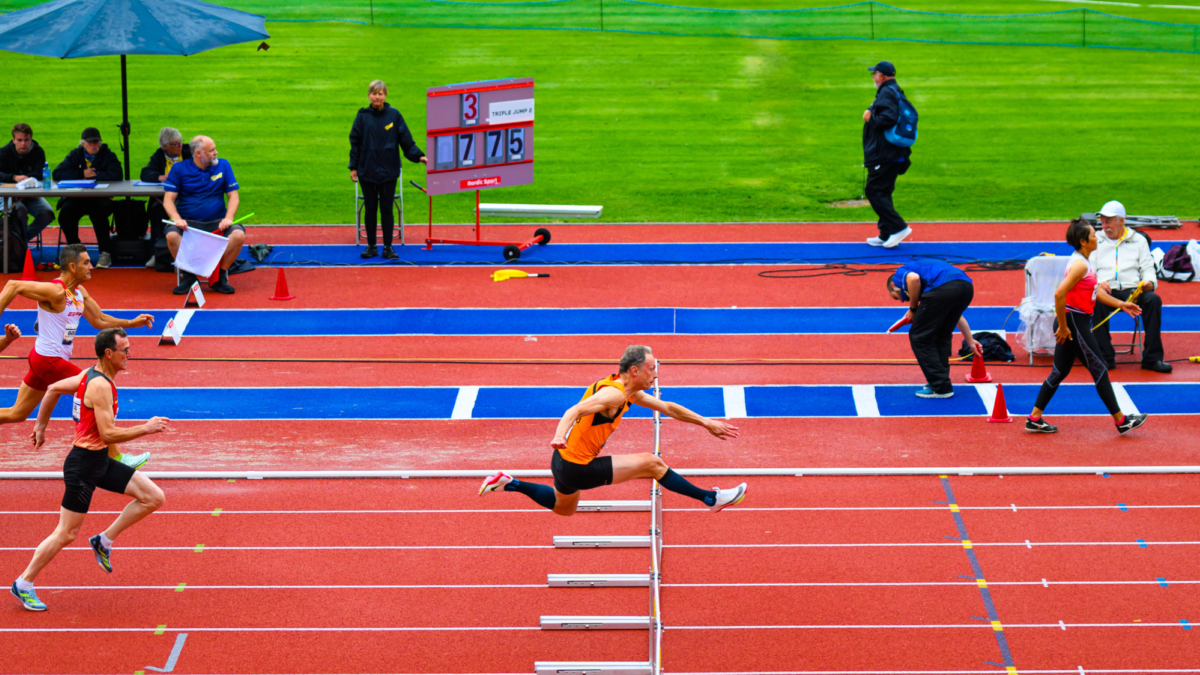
[503,244,522,261]
[534,227,552,245]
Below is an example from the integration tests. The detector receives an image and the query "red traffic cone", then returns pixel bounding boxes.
[987,383,1013,423]
[269,268,295,301]
[209,268,220,286]
[965,344,991,383]
[20,249,37,281]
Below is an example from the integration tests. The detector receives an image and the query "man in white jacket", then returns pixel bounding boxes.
[1089,201,1171,373]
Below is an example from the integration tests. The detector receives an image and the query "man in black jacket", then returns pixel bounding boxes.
[53,127,123,269]
[140,127,191,266]
[349,80,426,260]
[862,61,913,249]
[0,123,55,242]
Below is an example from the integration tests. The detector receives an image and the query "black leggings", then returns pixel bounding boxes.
[361,178,397,247]
[1033,311,1121,416]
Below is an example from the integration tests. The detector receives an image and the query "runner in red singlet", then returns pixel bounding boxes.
[11,328,169,612]
[0,244,155,467]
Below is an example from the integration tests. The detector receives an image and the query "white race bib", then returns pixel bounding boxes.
[62,328,76,346]
[71,395,81,423]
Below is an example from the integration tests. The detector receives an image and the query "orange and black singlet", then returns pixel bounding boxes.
[559,375,633,465]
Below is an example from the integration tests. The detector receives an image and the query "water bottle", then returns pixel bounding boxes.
[42,162,51,189]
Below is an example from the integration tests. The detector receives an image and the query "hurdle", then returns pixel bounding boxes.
[548,574,651,587]
[553,535,651,548]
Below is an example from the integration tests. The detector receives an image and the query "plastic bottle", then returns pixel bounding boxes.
[42,161,51,189]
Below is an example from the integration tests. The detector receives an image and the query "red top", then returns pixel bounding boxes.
[1064,252,1098,315]
[72,367,116,451]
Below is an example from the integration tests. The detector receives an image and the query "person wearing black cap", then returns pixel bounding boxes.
[862,61,913,249]
[52,128,123,269]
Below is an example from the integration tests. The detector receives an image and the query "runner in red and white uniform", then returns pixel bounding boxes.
[0,244,155,467]
[11,328,169,612]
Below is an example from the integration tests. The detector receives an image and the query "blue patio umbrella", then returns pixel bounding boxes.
[0,0,269,178]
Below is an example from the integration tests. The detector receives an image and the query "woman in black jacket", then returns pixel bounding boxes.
[349,80,426,259]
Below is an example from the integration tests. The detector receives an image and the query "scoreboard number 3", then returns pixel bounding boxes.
[461,92,479,126]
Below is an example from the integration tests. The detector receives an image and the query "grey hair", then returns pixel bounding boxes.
[158,127,182,147]
[618,345,653,373]
[369,80,388,95]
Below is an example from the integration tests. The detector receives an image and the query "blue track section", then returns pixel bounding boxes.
[6,383,1195,420]
[3,305,1185,336]
[33,240,1191,267]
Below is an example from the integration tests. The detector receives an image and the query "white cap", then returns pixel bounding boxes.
[1097,201,1126,218]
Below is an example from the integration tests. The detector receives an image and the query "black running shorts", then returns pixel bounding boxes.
[61,446,135,514]
[551,449,613,495]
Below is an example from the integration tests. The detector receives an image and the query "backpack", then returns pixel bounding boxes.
[957,331,1015,363]
[111,198,148,240]
[884,90,919,147]
[1159,243,1195,283]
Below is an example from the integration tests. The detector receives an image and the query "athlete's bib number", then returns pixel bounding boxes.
[71,395,81,423]
[62,328,76,346]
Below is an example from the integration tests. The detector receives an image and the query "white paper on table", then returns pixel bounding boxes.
[175,227,227,278]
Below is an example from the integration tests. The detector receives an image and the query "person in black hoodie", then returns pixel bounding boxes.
[862,61,913,249]
[140,127,191,265]
[349,80,426,260]
[53,127,123,269]
[0,123,55,241]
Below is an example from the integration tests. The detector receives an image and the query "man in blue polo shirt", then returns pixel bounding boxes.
[887,261,979,398]
[162,135,244,294]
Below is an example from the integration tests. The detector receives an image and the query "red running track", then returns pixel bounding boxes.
[1,476,1197,673]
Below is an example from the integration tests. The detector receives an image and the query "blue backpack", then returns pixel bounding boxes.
[884,90,919,147]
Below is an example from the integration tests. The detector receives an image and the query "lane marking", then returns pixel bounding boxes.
[12,541,1200,552]
[7,504,1200,515]
[722,386,747,419]
[851,385,880,418]
[193,544,204,553]
[450,386,479,420]
[1061,620,1067,630]
[973,383,998,417]
[175,583,186,592]
[211,508,222,517]
[145,633,187,673]
[154,625,167,635]
[1112,383,1141,415]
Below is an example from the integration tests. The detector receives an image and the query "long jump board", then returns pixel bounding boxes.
[4,305,1185,336]
[9,382,1196,421]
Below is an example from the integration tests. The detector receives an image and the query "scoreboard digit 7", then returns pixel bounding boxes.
[426,78,534,196]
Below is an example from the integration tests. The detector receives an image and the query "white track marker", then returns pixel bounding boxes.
[722,386,747,419]
[851,385,880,418]
[1112,383,1141,416]
[451,387,480,420]
[972,383,998,415]
[1062,620,1068,631]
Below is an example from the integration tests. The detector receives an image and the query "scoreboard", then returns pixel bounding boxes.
[425,78,534,196]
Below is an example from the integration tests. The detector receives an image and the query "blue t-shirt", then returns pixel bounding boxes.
[892,261,972,302]
[163,158,239,222]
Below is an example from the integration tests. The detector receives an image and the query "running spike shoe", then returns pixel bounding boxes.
[1025,417,1058,433]
[11,582,46,611]
[710,483,748,513]
[89,534,112,573]
[1116,413,1148,435]
[118,452,150,470]
[479,471,513,496]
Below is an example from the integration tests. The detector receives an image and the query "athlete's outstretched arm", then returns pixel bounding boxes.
[550,386,628,449]
[0,280,65,316]
[80,288,155,330]
[31,372,86,448]
[631,391,739,441]
[89,379,171,445]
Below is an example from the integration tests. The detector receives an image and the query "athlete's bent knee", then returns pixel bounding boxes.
[643,454,668,478]
[141,485,165,511]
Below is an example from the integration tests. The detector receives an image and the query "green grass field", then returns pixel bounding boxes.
[1,0,1198,224]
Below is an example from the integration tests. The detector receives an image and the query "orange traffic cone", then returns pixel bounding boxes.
[209,268,220,286]
[965,345,991,383]
[269,268,295,301]
[20,249,37,280]
[987,383,1013,423]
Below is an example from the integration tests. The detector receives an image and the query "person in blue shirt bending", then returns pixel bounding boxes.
[887,261,980,398]
[162,135,243,295]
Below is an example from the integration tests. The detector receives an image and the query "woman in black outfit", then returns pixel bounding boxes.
[349,80,426,259]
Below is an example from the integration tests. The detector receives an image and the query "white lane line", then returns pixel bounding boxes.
[450,386,479,420]
[1112,383,1141,416]
[672,670,1200,675]
[851,385,880,418]
[669,622,1183,629]
[973,383,998,416]
[6,504,1200,515]
[9,541,1198,552]
[39,584,545,590]
[1149,3,1200,7]
[722,385,747,419]
[0,545,550,551]
[36,580,1200,590]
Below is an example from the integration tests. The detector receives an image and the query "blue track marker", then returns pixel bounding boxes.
[1158,578,1169,587]
[1137,539,1148,548]
[1118,503,1128,511]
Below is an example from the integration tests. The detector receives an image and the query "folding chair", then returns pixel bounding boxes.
[1106,305,1143,356]
[1020,256,1071,364]
[354,172,404,246]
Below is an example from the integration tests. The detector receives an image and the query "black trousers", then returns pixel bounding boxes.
[147,200,168,243]
[361,178,398,247]
[865,157,910,238]
[1091,287,1164,365]
[1033,312,1122,417]
[909,279,974,394]
[57,198,114,254]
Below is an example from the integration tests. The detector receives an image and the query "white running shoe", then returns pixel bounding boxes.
[479,471,513,496]
[95,252,112,269]
[709,483,748,512]
[118,452,150,470]
[881,227,912,249]
[144,255,156,268]
[866,236,884,246]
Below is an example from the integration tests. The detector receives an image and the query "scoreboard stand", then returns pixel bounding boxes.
[422,77,548,261]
